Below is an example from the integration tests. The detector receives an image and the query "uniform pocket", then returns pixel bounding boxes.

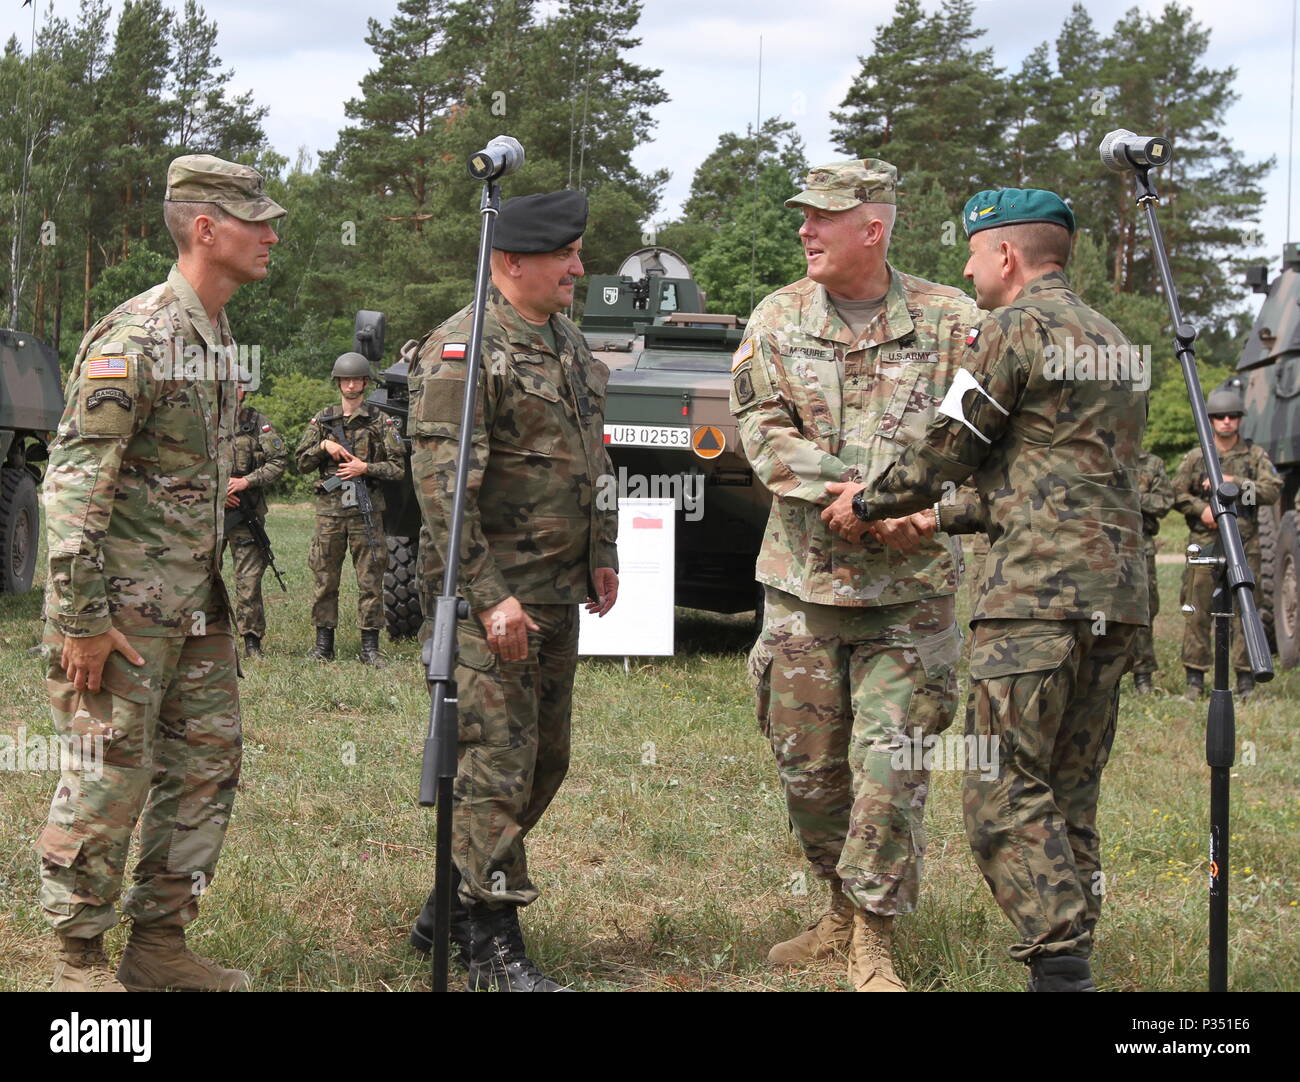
[747,640,774,739]
[968,620,1077,680]
[455,630,508,746]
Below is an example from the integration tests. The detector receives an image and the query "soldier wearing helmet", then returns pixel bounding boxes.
[1173,387,1282,699]
[223,372,287,659]
[294,351,405,665]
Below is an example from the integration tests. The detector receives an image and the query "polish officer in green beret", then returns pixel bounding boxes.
[824,187,1149,991]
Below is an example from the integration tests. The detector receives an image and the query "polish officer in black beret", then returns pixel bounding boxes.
[404,190,619,991]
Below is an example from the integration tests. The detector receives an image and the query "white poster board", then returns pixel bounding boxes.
[578,497,675,656]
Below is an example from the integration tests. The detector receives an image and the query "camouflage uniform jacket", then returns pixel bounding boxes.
[227,405,286,525]
[729,265,979,607]
[1172,440,1281,546]
[406,284,618,612]
[862,271,1149,625]
[44,264,236,638]
[294,401,405,517]
[1136,448,1175,557]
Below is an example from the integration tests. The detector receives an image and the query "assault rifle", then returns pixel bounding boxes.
[317,424,380,549]
[228,501,287,591]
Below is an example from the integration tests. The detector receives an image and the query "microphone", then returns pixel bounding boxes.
[1099,129,1173,172]
[467,136,525,181]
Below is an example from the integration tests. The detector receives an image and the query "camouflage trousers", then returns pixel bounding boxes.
[965,618,1136,961]
[448,603,577,908]
[1180,536,1260,674]
[37,629,241,938]
[750,587,960,915]
[1130,549,1160,677]
[308,512,386,630]
[223,525,269,639]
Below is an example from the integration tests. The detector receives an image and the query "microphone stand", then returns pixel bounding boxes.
[418,177,502,992]
[1127,164,1273,993]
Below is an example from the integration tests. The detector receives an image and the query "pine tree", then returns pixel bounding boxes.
[170,0,267,157]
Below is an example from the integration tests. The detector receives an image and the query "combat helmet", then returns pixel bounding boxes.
[1207,388,1246,417]
[331,351,374,382]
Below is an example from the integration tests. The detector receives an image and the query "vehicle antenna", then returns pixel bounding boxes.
[10,0,38,327]
[749,35,763,316]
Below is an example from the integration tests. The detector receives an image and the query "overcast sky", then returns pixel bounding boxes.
[4,0,1296,271]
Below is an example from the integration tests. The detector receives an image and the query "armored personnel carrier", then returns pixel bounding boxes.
[1216,241,1300,667]
[0,327,62,594]
[583,247,769,616]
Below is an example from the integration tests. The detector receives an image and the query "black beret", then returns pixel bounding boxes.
[492,190,588,253]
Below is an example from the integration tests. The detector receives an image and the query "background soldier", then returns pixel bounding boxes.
[294,352,404,667]
[1129,448,1175,692]
[731,159,978,992]
[835,188,1147,992]
[406,190,618,992]
[38,154,283,991]
[1173,388,1281,700]
[223,381,287,658]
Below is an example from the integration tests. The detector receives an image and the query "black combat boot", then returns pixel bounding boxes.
[309,626,335,661]
[359,628,385,668]
[466,905,568,992]
[1026,954,1096,992]
[1184,668,1204,701]
[243,633,263,659]
[1133,672,1154,695]
[1236,671,1255,700]
[410,866,471,967]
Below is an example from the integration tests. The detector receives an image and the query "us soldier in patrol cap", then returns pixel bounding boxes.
[222,379,287,658]
[730,159,979,992]
[405,189,618,992]
[833,187,1148,991]
[294,352,405,666]
[37,153,283,991]
[1173,387,1282,700]
[1129,448,1175,693]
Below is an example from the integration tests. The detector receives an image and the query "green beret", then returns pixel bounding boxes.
[785,158,898,210]
[492,190,588,253]
[166,153,285,222]
[963,188,1075,237]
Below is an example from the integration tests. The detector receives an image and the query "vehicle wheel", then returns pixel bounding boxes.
[0,468,39,594]
[1257,501,1279,653]
[384,534,423,640]
[1273,509,1300,669]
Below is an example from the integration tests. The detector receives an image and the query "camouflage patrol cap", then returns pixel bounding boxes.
[1207,388,1246,416]
[784,159,898,211]
[166,154,286,222]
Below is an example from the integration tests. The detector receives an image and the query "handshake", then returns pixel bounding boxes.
[820,480,938,555]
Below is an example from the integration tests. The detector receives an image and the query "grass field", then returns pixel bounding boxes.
[1,503,1296,991]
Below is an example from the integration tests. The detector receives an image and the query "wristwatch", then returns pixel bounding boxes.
[851,487,870,521]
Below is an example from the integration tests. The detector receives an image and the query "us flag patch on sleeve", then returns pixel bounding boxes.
[442,343,467,360]
[87,355,130,379]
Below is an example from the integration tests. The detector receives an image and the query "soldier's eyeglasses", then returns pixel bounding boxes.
[1209,413,1241,420]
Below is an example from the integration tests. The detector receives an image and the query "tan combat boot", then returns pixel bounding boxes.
[847,909,906,992]
[116,923,250,992]
[766,883,855,966]
[51,934,127,992]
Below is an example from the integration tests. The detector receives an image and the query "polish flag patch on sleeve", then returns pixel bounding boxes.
[965,326,981,347]
[262,424,272,432]
[441,343,467,360]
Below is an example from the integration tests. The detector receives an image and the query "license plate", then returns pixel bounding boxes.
[603,424,692,449]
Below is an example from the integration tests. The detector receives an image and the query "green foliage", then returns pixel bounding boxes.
[247,372,336,499]
[691,163,808,317]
